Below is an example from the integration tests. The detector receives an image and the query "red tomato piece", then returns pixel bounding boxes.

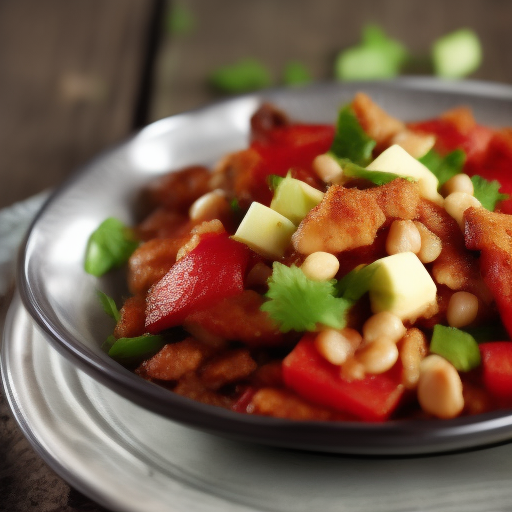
[145,233,252,333]
[480,342,512,400]
[249,124,334,205]
[282,334,404,422]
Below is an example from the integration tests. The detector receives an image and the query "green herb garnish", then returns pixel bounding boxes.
[84,217,139,277]
[97,290,120,322]
[335,264,378,302]
[328,104,376,166]
[430,324,481,372]
[108,334,165,360]
[261,262,352,333]
[209,58,272,93]
[419,148,466,187]
[471,175,509,211]
[283,61,312,86]
[336,158,415,186]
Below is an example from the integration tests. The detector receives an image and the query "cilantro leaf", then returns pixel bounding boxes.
[209,59,272,93]
[108,334,165,360]
[97,290,121,322]
[419,148,466,187]
[471,175,509,211]
[261,262,352,333]
[328,104,376,166]
[85,217,139,277]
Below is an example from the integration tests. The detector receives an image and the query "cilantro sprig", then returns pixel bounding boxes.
[471,175,509,211]
[261,262,352,333]
[419,148,466,187]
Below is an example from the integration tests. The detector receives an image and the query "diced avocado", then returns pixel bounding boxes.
[232,202,296,259]
[270,175,324,225]
[366,145,444,205]
[368,252,437,320]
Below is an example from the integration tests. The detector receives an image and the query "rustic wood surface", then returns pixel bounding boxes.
[2,0,512,511]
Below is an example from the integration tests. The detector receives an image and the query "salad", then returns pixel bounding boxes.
[87,93,512,422]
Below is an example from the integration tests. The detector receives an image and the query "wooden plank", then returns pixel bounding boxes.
[0,0,159,209]
[149,0,512,121]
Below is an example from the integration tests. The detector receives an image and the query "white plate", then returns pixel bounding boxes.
[5,292,512,511]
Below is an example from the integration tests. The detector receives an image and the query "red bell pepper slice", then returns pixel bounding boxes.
[480,342,512,400]
[282,334,404,422]
[145,232,251,333]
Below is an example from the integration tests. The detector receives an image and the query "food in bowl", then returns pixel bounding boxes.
[87,93,512,422]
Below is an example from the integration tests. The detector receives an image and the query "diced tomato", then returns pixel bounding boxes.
[282,334,404,422]
[231,387,257,413]
[480,342,512,400]
[145,232,252,333]
[248,124,334,205]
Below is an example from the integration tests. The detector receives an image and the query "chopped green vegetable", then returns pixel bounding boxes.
[432,28,482,79]
[283,61,312,86]
[97,290,120,322]
[430,324,481,371]
[419,148,466,187]
[336,158,415,186]
[335,24,408,81]
[328,105,376,166]
[108,334,165,360]
[209,58,272,93]
[268,174,285,191]
[471,175,509,211]
[84,217,139,277]
[261,262,352,333]
[167,2,195,35]
[335,264,377,302]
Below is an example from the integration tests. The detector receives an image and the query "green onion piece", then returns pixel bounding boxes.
[471,175,509,211]
[329,105,376,166]
[108,334,165,360]
[335,263,377,302]
[209,58,272,93]
[97,290,121,322]
[419,148,466,187]
[430,324,481,371]
[261,262,352,333]
[432,28,482,79]
[283,61,312,86]
[84,217,139,277]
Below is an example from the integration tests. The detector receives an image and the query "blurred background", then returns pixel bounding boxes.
[2,0,512,211]
[2,0,512,510]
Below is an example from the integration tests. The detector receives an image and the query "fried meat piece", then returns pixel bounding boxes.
[292,185,386,255]
[248,388,352,421]
[114,295,146,339]
[136,338,212,381]
[143,165,212,212]
[185,290,284,348]
[200,349,257,390]
[352,92,434,157]
[173,373,234,409]
[367,179,421,223]
[417,199,482,295]
[128,237,187,295]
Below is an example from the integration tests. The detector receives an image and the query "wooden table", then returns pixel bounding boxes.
[2,0,512,510]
